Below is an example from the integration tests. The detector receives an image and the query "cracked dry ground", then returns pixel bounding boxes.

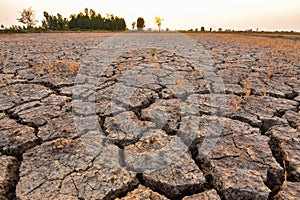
[0,32,299,200]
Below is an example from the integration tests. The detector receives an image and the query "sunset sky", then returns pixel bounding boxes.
[0,0,299,31]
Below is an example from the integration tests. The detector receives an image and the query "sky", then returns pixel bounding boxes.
[0,0,300,31]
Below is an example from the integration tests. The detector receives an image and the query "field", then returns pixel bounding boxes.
[0,32,299,199]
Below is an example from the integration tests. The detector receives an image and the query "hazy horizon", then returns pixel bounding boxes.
[0,0,299,31]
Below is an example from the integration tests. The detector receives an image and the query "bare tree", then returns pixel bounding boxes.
[154,15,163,32]
[132,22,136,30]
[17,7,37,29]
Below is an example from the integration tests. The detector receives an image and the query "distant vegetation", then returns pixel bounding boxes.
[179,27,299,35]
[154,15,163,32]
[17,7,38,29]
[176,27,300,37]
[66,8,126,31]
[1,7,126,33]
[137,17,145,30]
[0,7,299,34]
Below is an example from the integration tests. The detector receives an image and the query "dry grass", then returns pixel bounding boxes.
[0,32,117,85]
[69,61,80,74]
[55,60,80,75]
[263,91,269,98]
[231,93,243,111]
[244,78,252,101]
[117,61,124,71]
[0,32,115,43]
[267,57,274,80]
[155,63,161,71]
[35,60,80,76]
[0,59,14,86]
[191,33,300,70]
[148,48,158,56]
[176,79,185,91]
[208,34,298,55]
[281,159,288,190]
[190,33,300,104]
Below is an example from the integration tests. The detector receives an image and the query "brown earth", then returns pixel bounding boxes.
[0,32,299,199]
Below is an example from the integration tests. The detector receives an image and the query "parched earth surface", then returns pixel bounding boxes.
[0,32,299,200]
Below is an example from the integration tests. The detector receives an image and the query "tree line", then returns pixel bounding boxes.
[2,7,168,33]
[13,7,126,31]
[12,7,165,32]
[42,8,126,31]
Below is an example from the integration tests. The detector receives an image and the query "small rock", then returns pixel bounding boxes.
[182,189,221,200]
[116,185,169,200]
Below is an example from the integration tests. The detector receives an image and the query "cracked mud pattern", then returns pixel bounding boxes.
[0,32,299,199]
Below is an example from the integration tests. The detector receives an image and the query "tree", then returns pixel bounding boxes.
[84,8,89,17]
[42,12,68,30]
[42,11,50,29]
[56,14,68,30]
[154,15,163,32]
[132,22,136,30]
[17,7,37,29]
[137,17,145,30]
[68,8,126,31]
[90,9,96,18]
[0,24,4,29]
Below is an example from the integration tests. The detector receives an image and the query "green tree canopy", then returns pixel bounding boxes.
[42,8,126,31]
[137,17,145,30]
[68,8,126,31]
[42,12,68,30]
